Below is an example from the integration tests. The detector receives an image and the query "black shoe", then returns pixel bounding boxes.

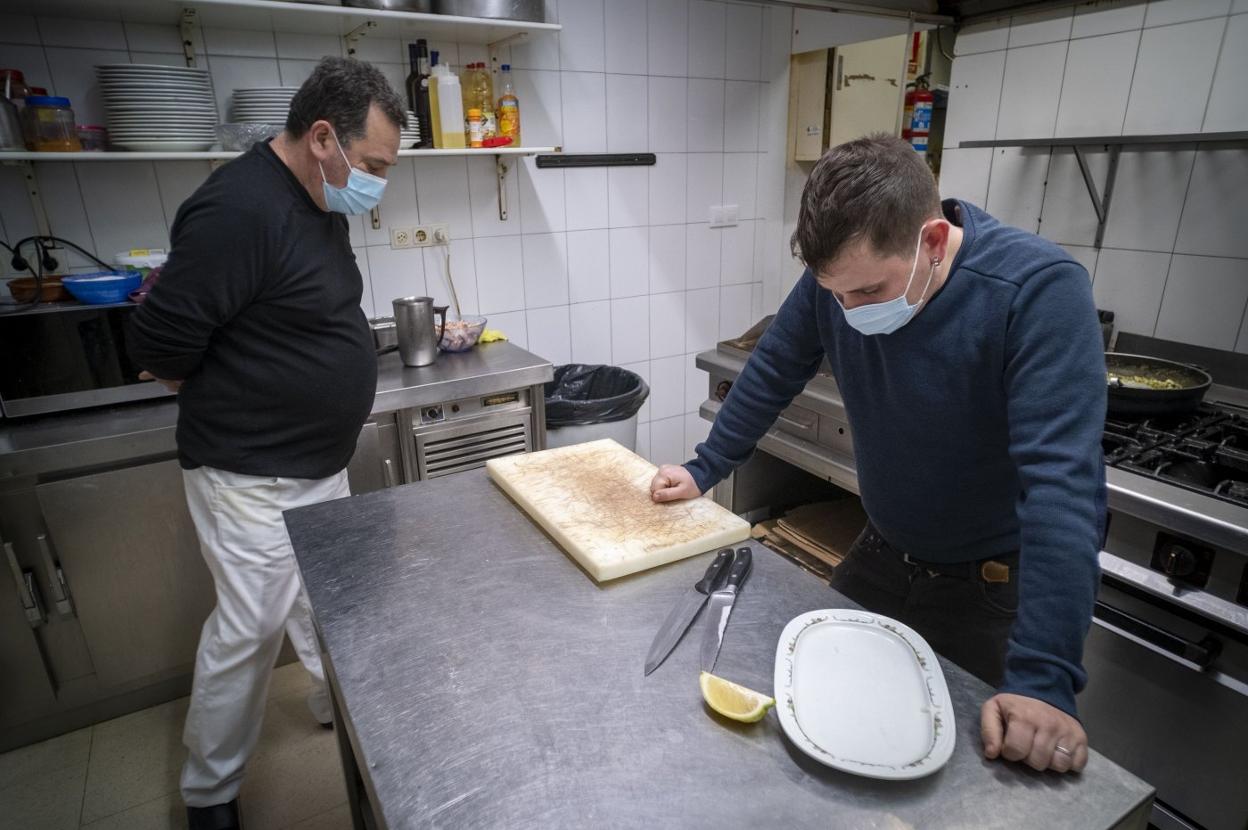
[320,719,334,731]
[187,798,242,830]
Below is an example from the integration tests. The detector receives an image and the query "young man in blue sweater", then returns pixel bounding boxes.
[651,135,1106,776]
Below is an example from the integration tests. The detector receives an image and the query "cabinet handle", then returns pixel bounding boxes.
[36,534,74,618]
[382,458,397,488]
[4,541,45,628]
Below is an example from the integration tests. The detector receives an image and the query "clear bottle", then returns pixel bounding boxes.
[496,64,521,146]
[428,52,443,149]
[434,65,466,150]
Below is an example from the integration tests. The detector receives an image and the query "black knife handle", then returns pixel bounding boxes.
[725,547,753,590]
[695,548,734,595]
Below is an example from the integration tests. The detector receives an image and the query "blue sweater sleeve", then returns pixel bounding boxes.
[997,262,1106,717]
[684,270,827,493]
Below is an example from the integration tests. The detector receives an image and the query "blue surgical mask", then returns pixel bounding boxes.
[838,224,940,336]
[319,130,387,215]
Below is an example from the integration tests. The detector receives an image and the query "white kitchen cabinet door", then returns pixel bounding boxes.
[827,35,907,149]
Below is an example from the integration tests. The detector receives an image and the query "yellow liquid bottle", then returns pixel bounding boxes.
[497,63,521,146]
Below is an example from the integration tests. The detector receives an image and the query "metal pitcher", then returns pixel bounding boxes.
[392,296,447,367]
[0,75,25,152]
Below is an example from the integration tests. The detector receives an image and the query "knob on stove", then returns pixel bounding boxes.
[1162,545,1197,578]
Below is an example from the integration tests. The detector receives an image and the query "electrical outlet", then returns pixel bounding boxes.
[429,223,450,245]
[390,227,412,249]
[412,226,431,247]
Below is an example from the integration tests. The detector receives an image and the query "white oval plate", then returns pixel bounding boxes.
[111,140,216,151]
[774,609,955,780]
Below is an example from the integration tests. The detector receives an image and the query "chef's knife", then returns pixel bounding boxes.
[643,548,734,676]
[700,547,753,674]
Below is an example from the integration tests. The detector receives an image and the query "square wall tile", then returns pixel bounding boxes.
[685,353,708,412]
[415,157,472,234]
[945,50,1006,146]
[720,282,752,339]
[685,286,720,352]
[610,226,649,297]
[649,154,687,225]
[686,223,721,290]
[1102,145,1196,252]
[649,224,687,294]
[606,0,648,75]
[558,0,605,72]
[1203,13,1248,133]
[1008,6,1073,47]
[687,78,726,152]
[278,59,322,88]
[513,69,563,147]
[1055,30,1139,137]
[424,239,479,316]
[608,165,649,228]
[984,148,1051,232]
[723,81,761,152]
[37,17,125,48]
[509,28,560,71]
[489,310,529,347]
[527,305,572,364]
[1237,311,1248,355]
[154,160,211,229]
[366,246,427,309]
[1154,255,1248,350]
[954,19,1010,55]
[1059,244,1099,281]
[519,158,566,234]
[1092,249,1171,336]
[43,47,129,125]
[567,228,610,303]
[720,219,757,287]
[467,155,520,238]
[78,162,169,255]
[127,22,202,54]
[725,3,763,81]
[0,14,40,44]
[938,147,992,205]
[650,416,686,465]
[685,411,712,457]
[611,296,650,363]
[38,165,99,268]
[649,0,690,77]
[1123,18,1224,134]
[364,160,418,246]
[996,42,1067,139]
[343,34,400,63]
[522,232,569,307]
[689,0,727,79]
[687,153,724,223]
[635,421,652,460]
[650,292,687,359]
[560,71,607,153]
[570,300,613,364]
[275,31,342,59]
[1073,0,1147,37]
[202,26,277,57]
[1176,148,1248,259]
[1039,148,1108,246]
[564,167,609,231]
[0,45,52,94]
[723,154,759,220]
[474,235,526,313]
[648,76,688,152]
[606,74,648,153]
[1144,0,1231,27]
[624,359,652,421]
[650,354,686,419]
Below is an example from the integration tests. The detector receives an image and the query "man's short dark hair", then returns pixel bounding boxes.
[286,57,406,143]
[791,134,942,273]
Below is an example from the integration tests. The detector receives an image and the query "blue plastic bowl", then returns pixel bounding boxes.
[62,270,143,305]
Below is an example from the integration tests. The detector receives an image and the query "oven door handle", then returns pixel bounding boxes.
[1093,600,1221,669]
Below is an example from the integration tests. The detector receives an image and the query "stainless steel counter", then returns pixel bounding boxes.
[285,469,1153,830]
[0,342,553,480]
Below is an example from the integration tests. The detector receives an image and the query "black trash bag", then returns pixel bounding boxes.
[544,364,650,428]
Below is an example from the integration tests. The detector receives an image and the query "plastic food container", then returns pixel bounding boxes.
[22,96,81,152]
[216,122,282,151]
[76,125,108,151]
[113,249,168,276]
[62,270,142,304]
[7,276,70,303]
[439,315,487,352]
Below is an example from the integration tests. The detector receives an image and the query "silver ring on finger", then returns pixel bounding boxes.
[1055,745,1072,756]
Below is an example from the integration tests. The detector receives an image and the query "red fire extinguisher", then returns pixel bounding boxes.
[903,77,934,157]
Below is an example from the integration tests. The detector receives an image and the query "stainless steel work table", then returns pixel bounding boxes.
[285,469,1154,830]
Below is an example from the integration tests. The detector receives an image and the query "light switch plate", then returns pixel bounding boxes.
[709,205,739,228]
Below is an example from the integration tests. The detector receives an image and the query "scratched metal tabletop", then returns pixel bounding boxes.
[285,469,1153,830]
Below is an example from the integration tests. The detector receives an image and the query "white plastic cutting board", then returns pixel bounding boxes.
[486,439,750,582]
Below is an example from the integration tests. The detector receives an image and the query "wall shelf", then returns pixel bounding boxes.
[0,147,557,163]
[958,131,1248,248]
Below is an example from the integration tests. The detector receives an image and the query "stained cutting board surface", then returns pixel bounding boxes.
[486,439,750,581]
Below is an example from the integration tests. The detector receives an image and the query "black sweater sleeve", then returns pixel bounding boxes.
[128,186,279,380]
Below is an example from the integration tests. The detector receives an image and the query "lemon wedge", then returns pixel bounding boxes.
[699,671,775,723]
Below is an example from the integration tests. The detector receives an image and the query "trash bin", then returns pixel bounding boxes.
[544,364,650,452]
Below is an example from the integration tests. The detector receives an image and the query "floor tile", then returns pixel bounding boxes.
[267,659,316,703]
[0,726,90,790]
[79,792,187,830]
[80,698,188,824]
[0,764,85,830]
[286,802,351,830]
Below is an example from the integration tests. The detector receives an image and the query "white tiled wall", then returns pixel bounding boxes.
[0,0,796,463]
[939,0,1248,354]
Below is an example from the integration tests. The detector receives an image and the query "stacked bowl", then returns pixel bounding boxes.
[400,110,421,149]
[95,64,217,151]
[231,87,297,125]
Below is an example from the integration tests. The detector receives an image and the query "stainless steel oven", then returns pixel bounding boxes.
[0,302,171,417]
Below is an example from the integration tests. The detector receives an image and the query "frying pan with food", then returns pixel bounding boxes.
[1106,353,1211,416]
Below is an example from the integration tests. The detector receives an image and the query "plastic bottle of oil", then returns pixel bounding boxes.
[471,63,496,140]
[432,63,466,149]
[497,64,521,146]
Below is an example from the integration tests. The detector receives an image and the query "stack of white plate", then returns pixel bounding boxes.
[95,64,218,152]
[231,88,297,125]
[400,110,421,149]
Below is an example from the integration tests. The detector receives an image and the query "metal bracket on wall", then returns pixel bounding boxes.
[1,160,53,238]
[180,7,199,68]
[1074,145,1121,249]
[496,155,510,221]
[343,21,378,58]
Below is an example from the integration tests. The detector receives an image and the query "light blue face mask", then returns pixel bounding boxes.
[838,224,941,336]
[320,130,387,215]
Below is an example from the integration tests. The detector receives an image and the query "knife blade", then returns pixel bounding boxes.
[643,548,734,676]
[700,547,753,674]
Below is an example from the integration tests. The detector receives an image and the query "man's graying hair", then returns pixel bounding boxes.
[791,134,942,273]
[286,57,406,143]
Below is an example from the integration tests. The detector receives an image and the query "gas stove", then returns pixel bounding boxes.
[1105,403,1248,509]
